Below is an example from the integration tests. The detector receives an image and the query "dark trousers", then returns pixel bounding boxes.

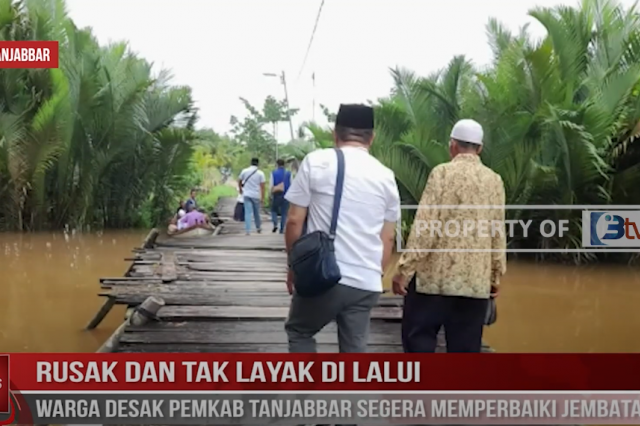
[402,278,488,353]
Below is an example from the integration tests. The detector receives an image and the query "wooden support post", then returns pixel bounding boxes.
[161,252,177,283]
[85,297,116,330]
[97,296,165,353]
[142,228,159,249]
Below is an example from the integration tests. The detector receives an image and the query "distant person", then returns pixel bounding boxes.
[392,119,507,353]
[270,159,292,233]
[175,200,186,221]
[284,104,400,353]
[176,209,187,230]
[233,186,245,222]
[238,158,266,235]
[185,189,197,211]
[179,204,208,229]
[176,200,186,216]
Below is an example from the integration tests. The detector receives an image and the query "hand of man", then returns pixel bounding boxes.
[286,269,294,295]
[392,274,408,296]
[490,285,499,298]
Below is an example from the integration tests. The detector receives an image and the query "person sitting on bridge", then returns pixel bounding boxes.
[179,204,208,229]
[185,188,198,211]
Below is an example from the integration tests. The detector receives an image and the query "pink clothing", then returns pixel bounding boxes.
[179,210,207,228]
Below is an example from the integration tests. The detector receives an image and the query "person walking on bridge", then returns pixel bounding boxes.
[392,119,506,353]
[284,104,400,353]
[238,158,266,235]
[270,158,292,234]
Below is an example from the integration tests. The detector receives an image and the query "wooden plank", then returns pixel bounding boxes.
[102,282,284,292]
[98,280,402,302]
[120,321,401,346]
[100,277,162,283]
[100,280,282,289]
[177,272,286,281]
[117,342,404,353]
[155,305,401,321]
[103,280,400,299]
[180,263,286,273]
[104,293,377,309]
[129,265,156,276]
[101,288,403,309]
[156,234,286,250]
[176,250,286,260]
[102,293,292,307]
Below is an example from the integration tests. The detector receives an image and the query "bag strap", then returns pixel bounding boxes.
[241,168,258,186]
[329,148,345,238]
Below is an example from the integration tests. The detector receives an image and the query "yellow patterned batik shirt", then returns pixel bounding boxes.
[397,154,507,299]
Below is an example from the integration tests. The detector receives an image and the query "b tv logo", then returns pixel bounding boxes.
[582,211,640,247]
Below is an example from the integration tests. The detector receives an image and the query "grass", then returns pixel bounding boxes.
[198,185,238,212]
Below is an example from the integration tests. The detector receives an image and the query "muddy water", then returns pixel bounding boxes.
[1,230,639,353]
[0,231,146,352]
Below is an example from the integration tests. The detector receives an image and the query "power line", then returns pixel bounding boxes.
[296,0,325,81]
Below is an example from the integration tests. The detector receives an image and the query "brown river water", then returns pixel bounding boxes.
[1,231,639,353]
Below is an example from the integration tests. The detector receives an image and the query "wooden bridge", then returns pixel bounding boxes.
[89,197,407,353]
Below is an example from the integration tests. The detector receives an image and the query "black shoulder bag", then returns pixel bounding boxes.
[235,168,258,221]
[288,148,345,298]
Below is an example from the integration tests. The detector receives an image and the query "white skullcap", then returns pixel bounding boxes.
[450,119,483,145]
[178,209,186,218]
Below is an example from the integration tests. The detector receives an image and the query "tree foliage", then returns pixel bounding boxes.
[368,0,640,261]
[229,96,298,162]
[292,0,640,262]
[0,0,197,230]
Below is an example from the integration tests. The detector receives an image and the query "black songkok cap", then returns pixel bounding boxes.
[335,104,374,130]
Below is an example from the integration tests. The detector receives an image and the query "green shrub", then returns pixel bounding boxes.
[199,186,238,212]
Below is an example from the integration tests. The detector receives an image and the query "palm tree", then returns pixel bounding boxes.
[0,0,197,230]
[299,0,640,262]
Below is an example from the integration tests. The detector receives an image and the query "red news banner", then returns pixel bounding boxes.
[2,353,640,425]
[0,41,59,68]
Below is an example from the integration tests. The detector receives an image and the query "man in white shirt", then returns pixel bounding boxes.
[238,158,266,235]
[284,104,401,353]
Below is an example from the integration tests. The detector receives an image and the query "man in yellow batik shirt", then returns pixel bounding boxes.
[392,119,507,353]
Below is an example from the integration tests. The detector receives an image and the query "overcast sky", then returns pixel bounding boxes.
[65,0,636,139]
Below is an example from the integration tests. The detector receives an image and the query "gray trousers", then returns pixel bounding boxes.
[285,283,380,353]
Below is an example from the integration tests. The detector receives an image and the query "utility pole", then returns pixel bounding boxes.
[280,71,295,142]
[312,72,316,122]
[272,122,278,160]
